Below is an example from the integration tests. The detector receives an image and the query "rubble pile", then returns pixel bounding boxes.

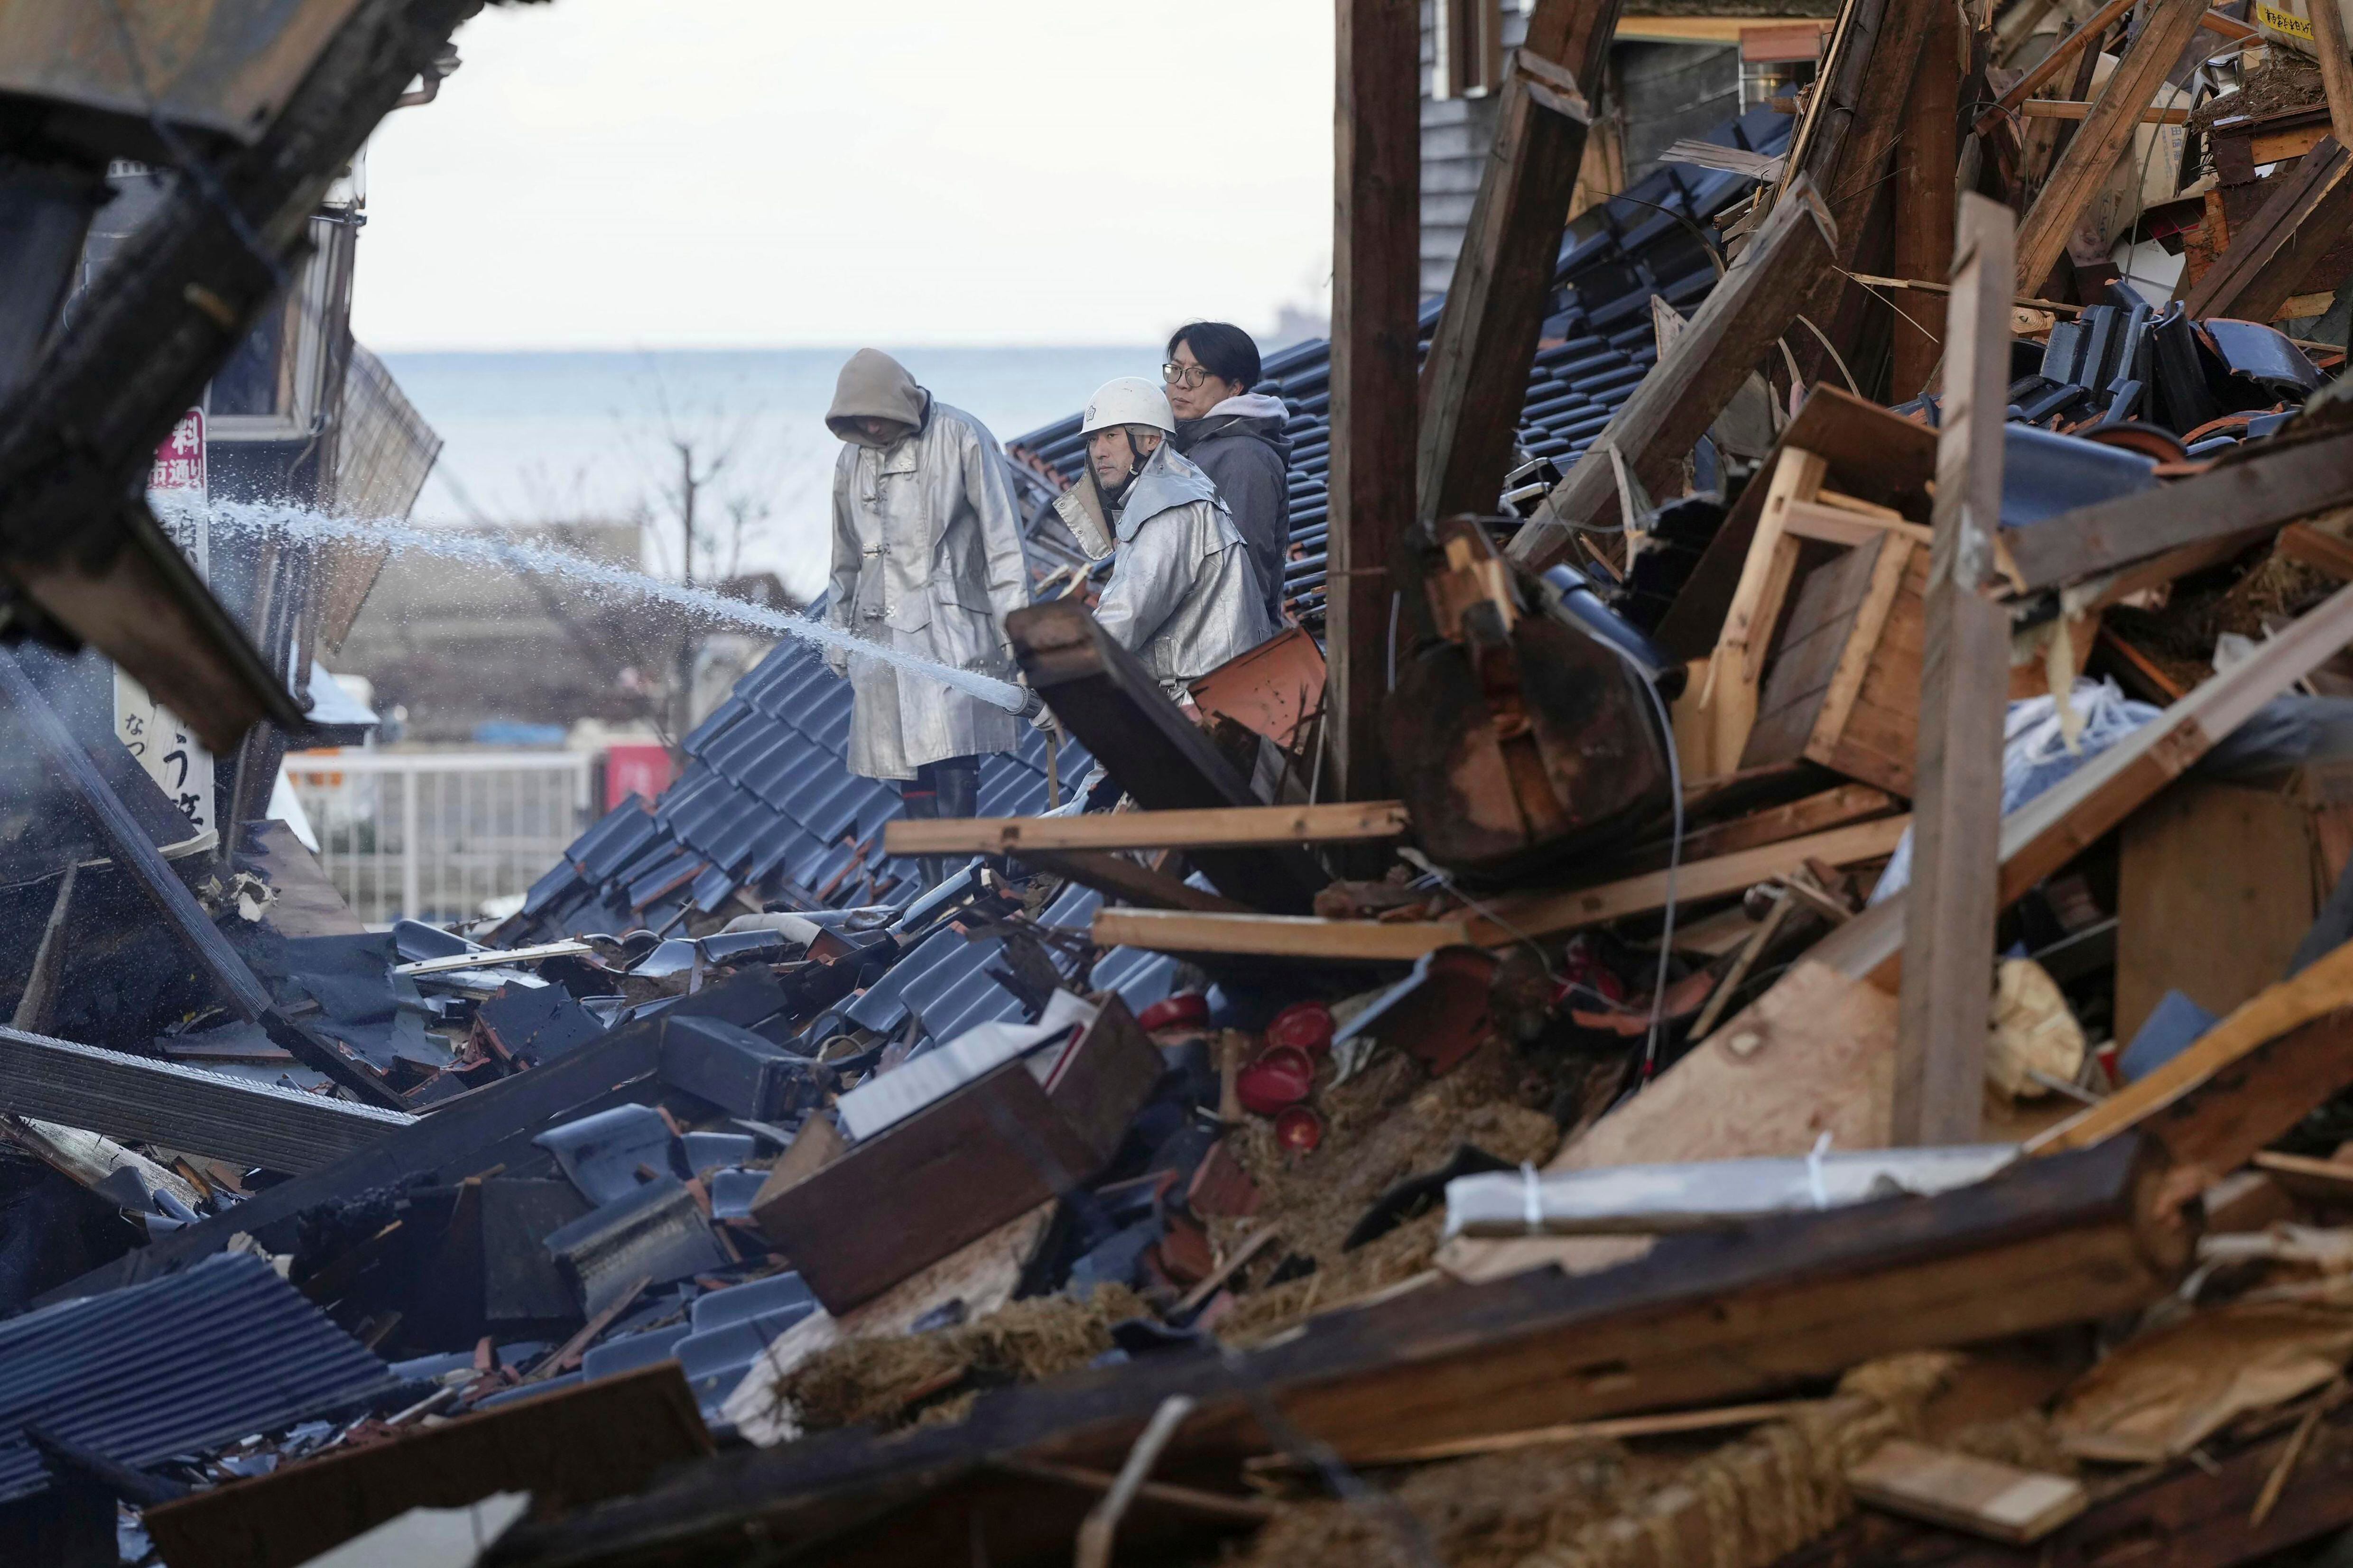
[17,0,2353,1566]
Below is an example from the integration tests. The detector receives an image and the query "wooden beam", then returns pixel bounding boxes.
[1896,193,2014,1149]
[1669,782,1902,864]
[1327,0,1419,802]
[1890,0,1959,398]
[1507,176,1840,570]
[2180,138,2353,324]
[497,1136,2185,1567]
[0,652,402,1108]
[2312,0,2353,149]
[10,864,75,1034]
[2013,0,2209,295]
[1416,0,1613,524]
[1090,908,1477,962]
[1014,849,1257,916]
[1806,580,2353,991]
[883,802,1409,857]
[2026,937,2353,1169]
[1475,814,1912,941]
[2016,100,2192,123]
[0,1025,415,1174]
[1973,0,2136,135]
[1004,600,1326,913]
[2279,522,2353,582]
[1998,426,2353,595]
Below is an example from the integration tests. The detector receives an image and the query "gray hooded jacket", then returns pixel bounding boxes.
[824,349,1033,780]
[1172,392,1291,625]
[1094,441,1276,693]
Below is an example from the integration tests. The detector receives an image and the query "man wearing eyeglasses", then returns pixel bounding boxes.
[1163,323,1290,627]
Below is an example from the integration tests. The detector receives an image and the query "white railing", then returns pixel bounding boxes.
[285,749,593,927]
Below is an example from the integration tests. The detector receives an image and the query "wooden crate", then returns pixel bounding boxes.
[1742,533,2094,795]
[752,996,1163,1314]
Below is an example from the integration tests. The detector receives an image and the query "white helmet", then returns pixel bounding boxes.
[1081,376,1175,437]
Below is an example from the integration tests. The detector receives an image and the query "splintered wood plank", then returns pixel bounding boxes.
[1699,445,1831,766]
[1508,178,1839,567]
[2181,138,2353,324]
[1472,815,1913,941]
[1090,909,1476,961]
[1898,192,2015,1147]
[1810,579,2353,994]
[883,802,1410,856]
[1848,1439,2089,1543]
[2028,936,2353,1166]
[1012,849,1256,915]
[1440,956,1900,1285]
[1417,0,1614,522]
[1675,783,1902,862]
[2013,0,2209,294]
[1811,536,1918,771]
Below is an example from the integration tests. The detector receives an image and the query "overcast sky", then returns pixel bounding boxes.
[349,0,1336,352]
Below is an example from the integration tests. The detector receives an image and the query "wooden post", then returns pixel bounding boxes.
[2012,0,2208,295]
[1415,0,1620,525]
[1894,193,2014,1146]
[1890,0,1961,398]
[1327,0,1420,803]
[2311,0,2353,151]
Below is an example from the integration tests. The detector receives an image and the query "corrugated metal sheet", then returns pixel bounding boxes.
[0,1253,404,1503]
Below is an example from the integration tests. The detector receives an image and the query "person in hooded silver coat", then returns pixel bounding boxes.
[822,349,1033,860]
[1072,377,1275,697]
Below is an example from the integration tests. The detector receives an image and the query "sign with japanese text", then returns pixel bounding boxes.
[117,408,216,841]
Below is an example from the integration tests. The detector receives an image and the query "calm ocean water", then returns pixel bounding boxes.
[380,347,1159,599]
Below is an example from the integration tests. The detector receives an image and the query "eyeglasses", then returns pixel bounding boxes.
[1161,361,1217,389]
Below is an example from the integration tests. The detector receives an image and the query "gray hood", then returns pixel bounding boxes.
[826,349,929,446]
[1111,441,1223,543]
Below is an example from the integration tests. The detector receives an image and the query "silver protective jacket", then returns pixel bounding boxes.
[1094,442,1276,693]
[824,397,1033,779]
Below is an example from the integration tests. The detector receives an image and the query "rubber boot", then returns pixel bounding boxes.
[899,775,940,891]
[926,756,981,889]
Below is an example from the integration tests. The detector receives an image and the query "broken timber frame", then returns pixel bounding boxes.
[1895,194,2013,1148]
[1997,423,2353,594]
[1802,579,2353,992]
[2180,137,2353,324]
[2012,0,2210,295]
[1326,0,1419,802]
[1415,0,1617,524]
[0,651,404,1108]
[0,0,480,752]
[1090,814,1911,959]
[1004,600,1325,913]
[1508,176,1839,569]
[491,1137,2186,1563]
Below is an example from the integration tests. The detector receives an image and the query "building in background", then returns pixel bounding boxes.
[1417,0,1834,297]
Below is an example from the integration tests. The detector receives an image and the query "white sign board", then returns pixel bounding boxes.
[116,408,215,841]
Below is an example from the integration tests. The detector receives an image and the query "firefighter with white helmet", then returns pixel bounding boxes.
[1059,375,1274,696]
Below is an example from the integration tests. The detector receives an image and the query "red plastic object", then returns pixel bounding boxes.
[1235,1044,1315,1115]
[1265,1001,1334,1057]
[1273,1105,1325,1154]
[1137,992,1210,1032]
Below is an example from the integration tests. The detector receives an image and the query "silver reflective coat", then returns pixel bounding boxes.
[824,397,1033,780]
[1094,442,1276,694]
